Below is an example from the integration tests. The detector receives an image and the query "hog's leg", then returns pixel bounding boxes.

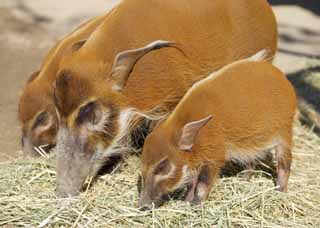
[185,175,198,202]
[275,134,292,192]
[191,164,220,205]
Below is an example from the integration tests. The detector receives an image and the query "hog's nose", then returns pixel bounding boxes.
[138,196,155,211]
[55,182,82,198]
[56,187,79,198]
[138,201,153,211]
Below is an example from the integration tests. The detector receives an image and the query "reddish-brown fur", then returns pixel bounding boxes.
[139,54,296,208]
[18,0,277,158]
[31,0,277,197]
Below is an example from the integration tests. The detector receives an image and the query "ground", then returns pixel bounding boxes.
[0,1,319,227]
[0,0,319,161]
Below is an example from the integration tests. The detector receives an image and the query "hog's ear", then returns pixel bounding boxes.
[109,40,175,91]
[26,70,40,83]
[178,115,213,152]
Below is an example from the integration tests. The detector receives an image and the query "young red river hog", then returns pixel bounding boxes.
[52,0,277,197]
[138,51,297,208]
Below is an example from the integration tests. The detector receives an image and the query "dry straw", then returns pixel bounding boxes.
[1,121,319,228]
[1,63,320,227]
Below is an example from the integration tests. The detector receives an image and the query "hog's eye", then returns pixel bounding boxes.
[154,159,171,175]
[76,101,101,125]
[33,112,49,129]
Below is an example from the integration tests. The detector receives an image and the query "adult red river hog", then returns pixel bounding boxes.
[138,51,297,209]
[35,0,277,197]
[18,15,107,157]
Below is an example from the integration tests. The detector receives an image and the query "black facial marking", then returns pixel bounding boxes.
[169,186,188,200]
[198,165,211,184]
[76,102,98,125]
[130,117,152,152]
[32,112,49,130]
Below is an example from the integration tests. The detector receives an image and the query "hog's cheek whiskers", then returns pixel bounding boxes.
[87,111,112,135]
[66,108,166,188]
[88,143,112,178]
[98,108,139,158]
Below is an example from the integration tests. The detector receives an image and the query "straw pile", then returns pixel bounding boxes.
[1,63,320,227]
[0,122,319,227]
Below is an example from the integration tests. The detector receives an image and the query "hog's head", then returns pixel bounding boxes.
[53,40,176,197]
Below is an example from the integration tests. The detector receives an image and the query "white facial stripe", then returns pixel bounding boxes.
[154,163,176,184]
[86,109,134,178]
[175,165,190,188]
[90,108,141,166]
[34,114,53,136]
[101,108,166,157]
[165,165,196,192]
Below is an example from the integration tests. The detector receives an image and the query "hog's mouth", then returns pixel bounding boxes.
[138,187,189,211]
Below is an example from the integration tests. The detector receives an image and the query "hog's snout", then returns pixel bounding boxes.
[55,156,90,197]
[55,127,92,197]
[138,198,154,211]
[138,191,165,210]
[56,183,82,198]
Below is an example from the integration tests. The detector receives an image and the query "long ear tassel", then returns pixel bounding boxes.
[108,40,176,91]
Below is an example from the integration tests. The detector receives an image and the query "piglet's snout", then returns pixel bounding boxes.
[138,190,155,210]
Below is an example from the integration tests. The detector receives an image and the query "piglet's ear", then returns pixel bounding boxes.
[109,40,175,91]
[179,115,213,152]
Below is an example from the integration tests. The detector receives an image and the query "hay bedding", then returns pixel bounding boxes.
[1,122,319,228]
